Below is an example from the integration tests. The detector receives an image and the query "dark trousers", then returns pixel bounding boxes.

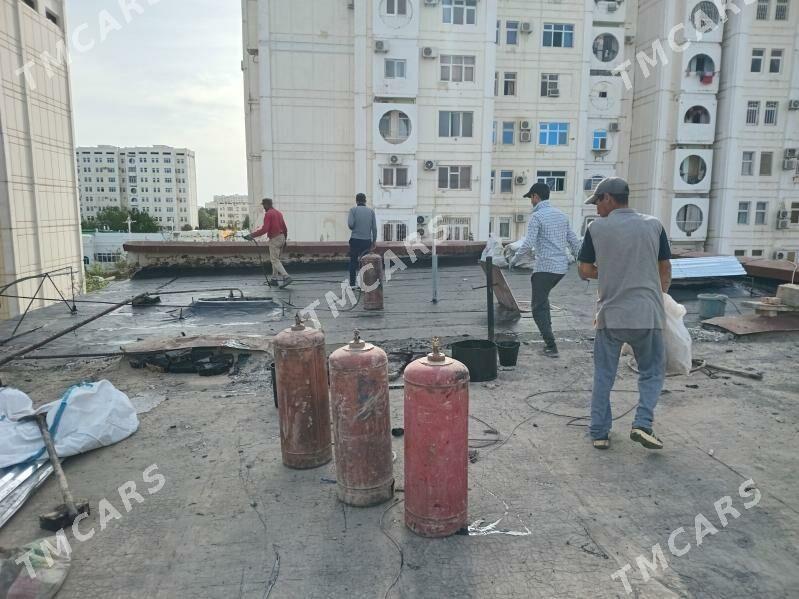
[349,238,372,286]
[531,272,564,347]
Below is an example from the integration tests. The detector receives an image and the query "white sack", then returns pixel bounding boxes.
[0,380,139,469]
[663,293,692,376]
[481,235,508,268]
[505,239,536,270]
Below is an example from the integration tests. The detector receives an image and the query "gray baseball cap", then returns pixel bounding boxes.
[585,177,629,205]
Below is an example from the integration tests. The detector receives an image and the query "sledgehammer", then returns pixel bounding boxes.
[22,412,90,531]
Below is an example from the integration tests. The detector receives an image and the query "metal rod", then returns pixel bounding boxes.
[34,413,78,519]
[0,326,44,346]
[0,294,146,368]
[18,352,123,360]
[486,257,495,342]
[152,288,246,298]
[11,276,47,337]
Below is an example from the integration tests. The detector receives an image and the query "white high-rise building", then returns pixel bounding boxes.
[209,194,250,228]
[77,145,199,231]
[0,0,84,320]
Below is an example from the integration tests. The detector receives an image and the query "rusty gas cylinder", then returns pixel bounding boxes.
[328,330,394,506]
[358,253,384,311]
[273,314,332,469]
[403,338,470,537]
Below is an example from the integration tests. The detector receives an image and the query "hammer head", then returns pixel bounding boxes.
[39,501,90,532]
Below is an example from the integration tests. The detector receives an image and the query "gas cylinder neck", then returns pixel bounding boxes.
[291,313,306,331]
[427,337,446,362]
[349,329,366,349]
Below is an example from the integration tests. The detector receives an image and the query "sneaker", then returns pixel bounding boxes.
[592,436,610,450]
[630,427,664,450]
[268,278,279,287]
[542,345,559,358]
[279,276,293,289]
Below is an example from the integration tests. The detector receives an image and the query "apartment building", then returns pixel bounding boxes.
[0,0,84,319]
[243,0,636,243]
[208,194,250,228]
[77,145,199,231]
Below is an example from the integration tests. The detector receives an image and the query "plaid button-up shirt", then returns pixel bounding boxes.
[515,201,582,274]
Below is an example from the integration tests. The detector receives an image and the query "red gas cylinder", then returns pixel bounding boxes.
[403,338,470,537]
[273,314,332,469]
[358,253,384,311]
[328,330,394,506]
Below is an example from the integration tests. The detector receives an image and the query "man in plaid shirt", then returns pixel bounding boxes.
[511,183,582,357]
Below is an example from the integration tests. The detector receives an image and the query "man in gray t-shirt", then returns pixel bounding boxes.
[347,193,377,287]
[578,177,672,451]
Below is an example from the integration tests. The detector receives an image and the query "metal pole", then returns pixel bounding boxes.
[432,236,439,304]
[486,256,495,342]
[0,294,146,368]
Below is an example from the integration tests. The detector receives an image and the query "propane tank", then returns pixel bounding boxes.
[403,338,470,537]
[328,330,394,507]
[358,253,384,311]
[273,314,332,469]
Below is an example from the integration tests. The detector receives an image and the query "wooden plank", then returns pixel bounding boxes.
[702,314,799,336]
[479,261,522,314]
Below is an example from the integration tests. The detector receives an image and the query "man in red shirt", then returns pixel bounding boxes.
[244,198,292,288]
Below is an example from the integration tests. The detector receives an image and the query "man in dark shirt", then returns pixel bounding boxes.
[577,177,672,451]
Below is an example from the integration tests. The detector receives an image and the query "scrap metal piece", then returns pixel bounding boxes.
[670,256,747,280]
[0,461,54,530]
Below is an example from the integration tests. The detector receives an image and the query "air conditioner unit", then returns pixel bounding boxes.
[520,22,533,34]
[417,215,431,227]
[390,155,401,164]
[778,209,789,220]
[520,120,532,130]
[515,175,527,186]
[607,2,618,12]
[774,250,788,259]
[608,122,620,132]
[520,130,533,143]
[514,213,526,223]
[424,0,439,5]
[777,219,790,230]
[625,35,635,45]
[789,100,799,110]
[785,149,797,159]
[375,40,389,53]
[783,159,797,171]
[423,160,437,171]
[421,46,437,59]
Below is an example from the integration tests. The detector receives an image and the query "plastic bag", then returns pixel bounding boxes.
[0,381,139,469]
[505,239,535,270]
[481,235,507,268]
[663,293,692,376]
[0,537,70,599]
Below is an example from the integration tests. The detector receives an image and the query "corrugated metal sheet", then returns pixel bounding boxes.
[671,257,747,280]
[0,461,53,529]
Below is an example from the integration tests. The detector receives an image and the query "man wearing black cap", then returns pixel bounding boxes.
[511,182,582,357]
[577,177,672,451]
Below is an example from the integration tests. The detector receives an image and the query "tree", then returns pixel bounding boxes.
[83,207,160,233]
[198,207,217,230]
[181,224,193,231]
[242,215,250,230]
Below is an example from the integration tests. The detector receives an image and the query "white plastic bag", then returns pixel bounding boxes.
[0,380,139,469]
[663,293,692,376]
[481,235,508,268]
[505,239,535,270]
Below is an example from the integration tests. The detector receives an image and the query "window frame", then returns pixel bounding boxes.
[751,48,765,73]
[381,166,410,188]
[442,0,477,26]
[737,202,751,225]
[745,101,760,125]
[506,21,520,45]
[440,55,476,82]
[385,0,408,16]
[540,73,559,97]
[592,129,608,151]
[755,202,768,225]
[756,0,771,20]
[384,58,407,79]
[542,23,575,48]
[775,0,789,20]
[764,101,779,125]
[437,165,472,190]
[503,72,517,96]
[439,110,474,138]
[741,151,755,176]
[501,121,515,145]
[759,151,773,176]
[538,122,570,146]
[536,170,567,192]
[769,49,783,73]
[499,170,514,194]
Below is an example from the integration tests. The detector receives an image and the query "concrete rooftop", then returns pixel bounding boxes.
[0,263,797,598]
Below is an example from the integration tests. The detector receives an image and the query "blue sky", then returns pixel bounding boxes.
[66,0,247,206]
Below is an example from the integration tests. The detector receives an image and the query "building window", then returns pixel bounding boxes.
[496,20,500,44]
[536,171,566,192]
[685,105,711,123]
[775,0,789,19]
[755,202,768,225]
[379,110,412,144]
[751,250,764,257]
[769,49,783,73]
[764,101,779,125]
[540,73,559,97]
[543,23,574,48]
[592,129,608,151]
[584,175,604,191]
[691,2,721,31]
[676,204,703,235]
[382,222,408,242]
[760,151,773,175]
[441,216,472,241]
[746,101,760,125]
[492,121,497,145]
[679,155,707,184]
[494,72,499,96]
[539,122,569,145]
[381,166,410,187]
[442,0,477,25]
[503,72,517,95]
[592,34,619,62]
[737,202,751,225]
[439,111,474,137]
[21,0,36,10]
[386,0,407,16]
[440,55,475,82]
[502,121,515,145]
[498,217,512,239]
[734,250,747,257]
[741,151,755,176]
[506,21,519,45]
[438,166,472,190]
[490,170,495,192]
[751,48,765,72]
[45,9,59,25]
[500,170,514,193]
[790,202,799,224]
[385,59,406,79]
[756,0,770,19]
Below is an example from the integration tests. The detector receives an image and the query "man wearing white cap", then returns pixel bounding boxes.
[578,177,672,451]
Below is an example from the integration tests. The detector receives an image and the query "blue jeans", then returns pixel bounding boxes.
[590,328,665,440]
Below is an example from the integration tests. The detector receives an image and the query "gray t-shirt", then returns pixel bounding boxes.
[578,209,671,330]
[348,205,377,242]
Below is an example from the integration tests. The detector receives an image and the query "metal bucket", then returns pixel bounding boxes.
[698,294,728,319]
[450,340,497,382]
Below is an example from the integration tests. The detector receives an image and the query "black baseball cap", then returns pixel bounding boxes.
[585,177,629,205]
[523,182,550,200]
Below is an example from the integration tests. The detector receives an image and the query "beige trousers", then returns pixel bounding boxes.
[268,234,288,278]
